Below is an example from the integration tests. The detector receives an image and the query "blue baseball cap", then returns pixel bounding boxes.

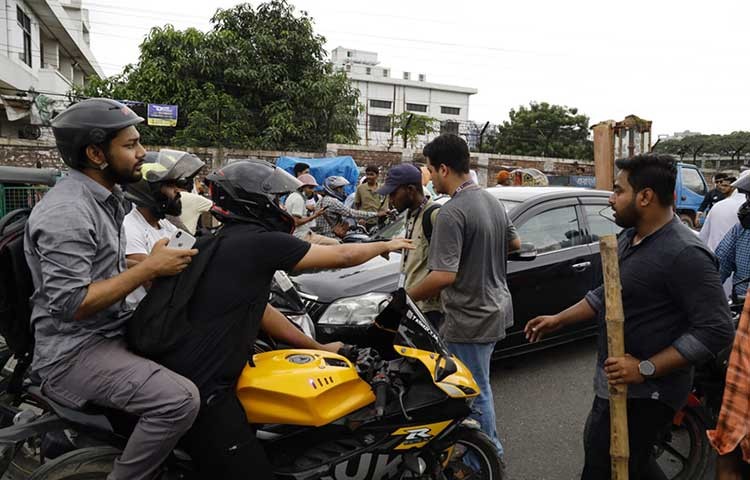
[377,164,423,196]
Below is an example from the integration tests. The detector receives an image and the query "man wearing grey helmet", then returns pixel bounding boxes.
[122,149,206,307]
[24,99,200,480]
[317,175,389,239]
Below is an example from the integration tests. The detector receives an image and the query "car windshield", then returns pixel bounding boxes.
[374,213,407,240]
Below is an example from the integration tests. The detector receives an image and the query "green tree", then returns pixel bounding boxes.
[76,1,360,150]
[492,102,593,159]
[390,112,438,148]
[655,131,750,164]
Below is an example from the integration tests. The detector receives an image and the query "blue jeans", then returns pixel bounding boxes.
[446,341,503,458]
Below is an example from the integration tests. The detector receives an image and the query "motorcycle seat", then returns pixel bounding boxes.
[26,386,114,433]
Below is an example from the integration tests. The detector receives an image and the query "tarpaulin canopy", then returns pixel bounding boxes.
[276,156,360,195]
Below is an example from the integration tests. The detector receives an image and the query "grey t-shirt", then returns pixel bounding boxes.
[428,186,518,343]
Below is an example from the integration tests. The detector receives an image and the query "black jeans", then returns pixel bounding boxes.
[182,392,274,480]
[582,396,674,480]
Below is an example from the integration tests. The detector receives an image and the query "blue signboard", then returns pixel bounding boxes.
[147,104,178,127]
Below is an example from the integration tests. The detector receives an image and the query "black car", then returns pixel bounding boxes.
[292,186,621,360]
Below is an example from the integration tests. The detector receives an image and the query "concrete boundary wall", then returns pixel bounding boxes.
[0,138,594,188]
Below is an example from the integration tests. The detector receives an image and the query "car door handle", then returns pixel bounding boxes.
[571,261,591,272]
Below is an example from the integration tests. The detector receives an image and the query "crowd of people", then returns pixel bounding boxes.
[11,96,750,479]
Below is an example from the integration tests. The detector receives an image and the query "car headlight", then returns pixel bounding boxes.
[317,293,390,326]
[287,313,316,340]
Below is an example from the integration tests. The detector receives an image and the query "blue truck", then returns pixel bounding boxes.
[675,162,709,228]
[549,162,708,228]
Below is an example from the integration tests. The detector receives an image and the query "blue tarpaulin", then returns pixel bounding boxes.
[276,156,360,195]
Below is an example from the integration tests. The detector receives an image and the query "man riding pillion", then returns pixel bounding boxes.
[145,160,412,479]
[318,176,389,239]
[24,99,200,480]
[123,149,206,307]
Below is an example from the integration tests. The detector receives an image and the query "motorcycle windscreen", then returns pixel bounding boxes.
[375,289,479,398]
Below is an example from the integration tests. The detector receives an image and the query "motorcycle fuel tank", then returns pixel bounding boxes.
[237,350,376,427]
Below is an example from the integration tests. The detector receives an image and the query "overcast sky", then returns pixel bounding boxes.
[87,0,748,137]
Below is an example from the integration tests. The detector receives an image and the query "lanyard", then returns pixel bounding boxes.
[405,196,429,241]
[453,180,478,196]
[398,197,430,288]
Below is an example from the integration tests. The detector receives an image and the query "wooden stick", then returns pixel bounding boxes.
[599,235,629,480]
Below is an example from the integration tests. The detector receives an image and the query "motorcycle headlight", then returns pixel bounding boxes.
[287,313,316,340]
[317,293,390,326]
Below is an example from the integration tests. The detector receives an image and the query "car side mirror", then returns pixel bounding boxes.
[509,242,537,262]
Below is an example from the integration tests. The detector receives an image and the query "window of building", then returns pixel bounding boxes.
[365,67,371,75]
[403,72,410,80]
[347,51,352,57]
[345,64,351,72]
[440,121,459,135]
[369,99,392,109]
[369,115,391,133]
[418,74,426,82]
[383,69,389,77]
[17,6,32,67]
[441,106,461,115]
[406,103,428,113]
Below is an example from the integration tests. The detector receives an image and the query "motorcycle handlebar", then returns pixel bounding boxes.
[372,372,389,418]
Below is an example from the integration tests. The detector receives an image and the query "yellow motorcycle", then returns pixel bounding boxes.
[0,289,504,480]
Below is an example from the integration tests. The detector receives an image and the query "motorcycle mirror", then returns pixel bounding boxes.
[373,289,406,333]
[434,354,457,383]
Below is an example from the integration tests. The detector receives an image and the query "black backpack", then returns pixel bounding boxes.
[421,204,441,243]
[127,233,223,357]
[0,209,36,393]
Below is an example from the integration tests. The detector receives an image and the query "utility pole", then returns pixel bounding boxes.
[402,114,413,148]
[478,121,490,151]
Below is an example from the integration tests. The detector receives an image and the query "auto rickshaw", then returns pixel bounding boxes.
[0,166,60,218]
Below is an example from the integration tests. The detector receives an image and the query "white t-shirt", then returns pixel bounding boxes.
[124,208,178,307]
[177,192,214,234]
[285,191,312,238]
[699,189,745,251]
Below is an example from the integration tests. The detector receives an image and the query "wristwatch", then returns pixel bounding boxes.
[638,359,656,378]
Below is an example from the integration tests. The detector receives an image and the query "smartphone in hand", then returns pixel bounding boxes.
[166,229,196,250]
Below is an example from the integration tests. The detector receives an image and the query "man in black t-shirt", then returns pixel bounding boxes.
[526,154,734,479]
[698,172,729,221]
[155,160,412,480]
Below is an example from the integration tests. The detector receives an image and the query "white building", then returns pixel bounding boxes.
[0,0,103,139]
[331,47,477,148]
[657,130,703,142]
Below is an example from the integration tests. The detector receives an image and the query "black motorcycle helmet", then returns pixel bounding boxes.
[51,98,144,170]
[206,160,301,233]
[124,149,205,219]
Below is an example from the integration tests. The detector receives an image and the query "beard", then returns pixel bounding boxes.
[164,196,182,217]
[150,196,182,219]
[104,153,142,185]
[613,199,639,228]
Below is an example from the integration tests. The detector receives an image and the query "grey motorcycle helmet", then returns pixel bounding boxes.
[732,171,750,195]
[124,149,205,218]
[51,98,144,170]
[323,176,350,202]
